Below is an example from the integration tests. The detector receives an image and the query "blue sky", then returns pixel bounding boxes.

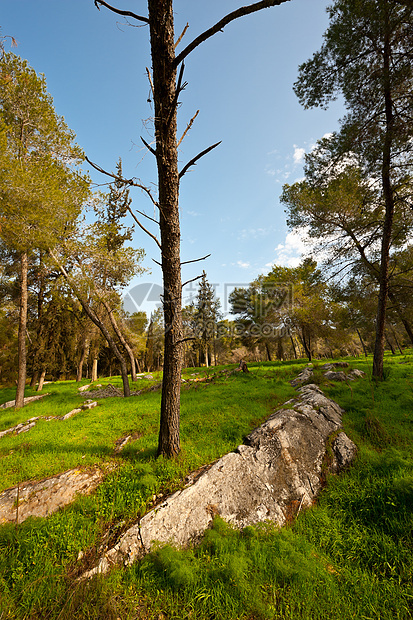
[2,0,344,317]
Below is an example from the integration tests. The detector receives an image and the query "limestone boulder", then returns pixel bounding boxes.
[289,367,313,386]
[0,467,105,524]
[82,384,357,578]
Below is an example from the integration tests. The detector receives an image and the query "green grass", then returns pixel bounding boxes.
[0,354,412,619]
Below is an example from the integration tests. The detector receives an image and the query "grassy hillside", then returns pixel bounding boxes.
[0,354,412,619]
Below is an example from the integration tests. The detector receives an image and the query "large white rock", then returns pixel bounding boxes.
[82,384,357,579]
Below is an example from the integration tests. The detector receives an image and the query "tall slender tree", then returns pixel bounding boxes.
[293,0,413,378]
[90,0,291,456]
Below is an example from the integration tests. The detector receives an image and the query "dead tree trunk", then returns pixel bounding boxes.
[92,0,292,456]
[148,0,183,457]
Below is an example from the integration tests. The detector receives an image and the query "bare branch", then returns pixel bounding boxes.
[141,136,156,157]
[136,208,159,225]
[166,62,187,129]
[181,253,211,266]
[179,142,222,179]
[177,110,199,148]
[126,205,162,249]
[175,23,189,49]
[182,274,204,288]
[175,337,197,345]
[94,0,149,24]
[174,0,291,67]
[85,156,158,207]
[152,258,162,267]
[146,67,155,98]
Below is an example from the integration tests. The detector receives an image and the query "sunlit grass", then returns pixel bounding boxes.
[1,353,412,619]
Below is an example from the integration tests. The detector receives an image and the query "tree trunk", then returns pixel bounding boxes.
[91,357,98,382]
[388,291,413,347]
[30,370,39,389]
[385,332,395,355]
[77,336,90,382]
[300,329,312,362]
[277,338,284,361]
[265,342,272,361]
[356,327,368,358]
[102,300,137,381]
[372,10,394,380]
[390,327,403,355]
[15,252,28,409]
[148,0,182,457]
[37,369,46,392]
[289,331,298,359]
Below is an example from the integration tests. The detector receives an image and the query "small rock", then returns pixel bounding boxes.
[78,384,91,392]
[82,401,98,410]
[323,371,347,381]
[16,422,36,435]
[60,408,82,421]
[349,369,365,378]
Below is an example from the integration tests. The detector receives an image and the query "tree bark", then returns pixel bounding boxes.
[148,0,182,457]
[300,329,312,362]
[37,369,46,392]
[91,357,98,381]
[277,338,284,361]
[102,300,137,381]
[77,336,90,382]
[390,326,403,355]
[15,252,28,409]
[30,370,39,389]
[385,332,395,354]
[356,327,368,358]
[289,331,298,359]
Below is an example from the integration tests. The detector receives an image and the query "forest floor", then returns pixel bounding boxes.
[0,353,412,619]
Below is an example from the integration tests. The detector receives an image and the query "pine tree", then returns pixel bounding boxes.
[0,52,90,407]
[293,0,413,377]
[194,271,221,367]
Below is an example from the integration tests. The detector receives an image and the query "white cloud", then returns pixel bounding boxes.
[274,230,308,267]
[293,145,306,164]
[261,229,310,272]
[187,210,200,217]
[237,260,251,269]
